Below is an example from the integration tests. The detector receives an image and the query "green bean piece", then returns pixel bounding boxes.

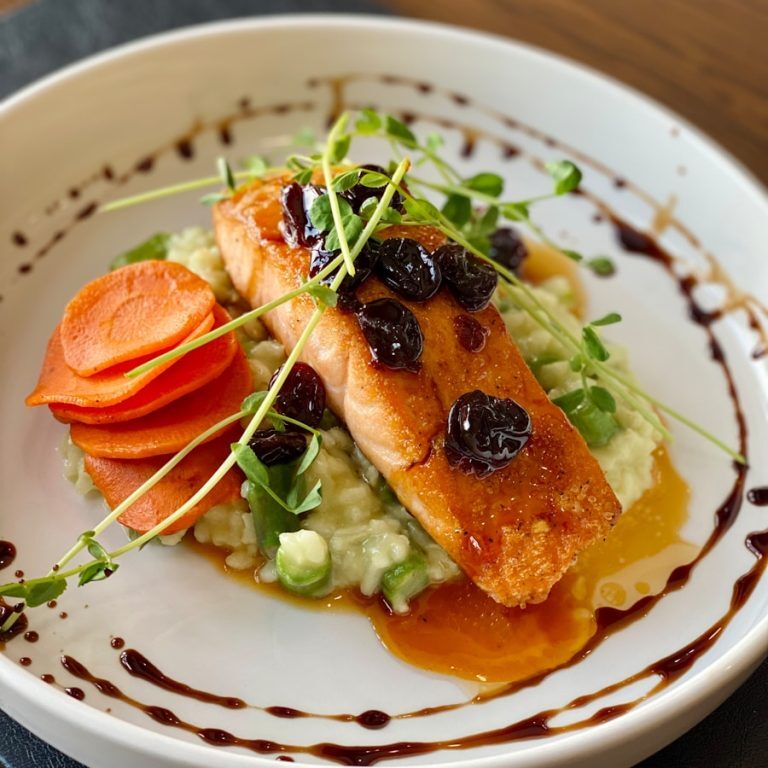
[382,555,429,614]
[275,530,331,597]
[246,464,299,558]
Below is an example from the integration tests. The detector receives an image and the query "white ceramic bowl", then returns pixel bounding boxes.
[1,15,767,768]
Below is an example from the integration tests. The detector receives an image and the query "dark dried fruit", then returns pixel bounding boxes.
[488,227,527,273]
[342,164,404,213]
[445,390,531,477]
[434,244,498,311]
[309,240,380,295]
[453,314,489,352]
[280,183,325,248]
[377,237,441,301]
[269,362,326,429]
[356,299,423,372]
[248,429,308,466]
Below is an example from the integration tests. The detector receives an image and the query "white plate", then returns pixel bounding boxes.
[1,15,767,768]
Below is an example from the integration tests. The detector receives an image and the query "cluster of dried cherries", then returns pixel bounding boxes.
[278,168,533,476]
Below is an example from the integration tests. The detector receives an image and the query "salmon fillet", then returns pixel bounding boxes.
[214,177,621,607]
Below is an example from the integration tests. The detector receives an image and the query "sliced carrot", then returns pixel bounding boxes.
[69,351,252,459]
[26,309,216,409]
[60,261,216,377]
[84,437,243,535]
[50,312,239,425]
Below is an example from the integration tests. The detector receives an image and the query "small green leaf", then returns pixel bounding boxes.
[355,108,382,135]
[289,479,323,515]
[329,134,351,164]
[384,114,417,147]
[243,155,268,177]
[500,202,530,222]
[586,256,616,277]
[590,386,617,413]
[200,192,228,206]
[292,167,314,185]
[546,160,582,195]
[85,538,110,562]
[232,443,269,486]
[296,434,322,476]
[324,214,363,251]
[359,197,379,219]
[242,391,269,415]
[474,206,500,237]
[0,583,28,599]
[331,169,361,192]
[591,312,622,327]
[217,157,236,192]
[464,172,504,197]
[569,353,584,372]
[27,578,67,605]
[562,249,583,262]
[308,193,336,231]
[582,326,610,362]
[292,127,316,147]
[404,197,441,223]
[379,207,402,224]
[442,194,472,228]
[360,171,389,188]
[553,388,621,448]
[78,562,118,587]
[425,132,444,152]
[110,233,169,270]
[307,285,338,308]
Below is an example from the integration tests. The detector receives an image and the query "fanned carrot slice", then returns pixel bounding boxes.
[26,309,215,409]
[84,437,243,535]
[70,351,252,459]
[60,261,216,377]
[51,309,238,425]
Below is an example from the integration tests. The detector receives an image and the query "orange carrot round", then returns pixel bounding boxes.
[50,313,238,425]
[25,310,216,409]
[60,261,216,377]
[84,437,243,535]
[69,351,252,459]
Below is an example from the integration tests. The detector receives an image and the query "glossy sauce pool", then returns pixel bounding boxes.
[190,445,690,684]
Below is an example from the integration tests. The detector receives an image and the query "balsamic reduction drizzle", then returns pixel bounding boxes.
[56,526,767,768]
[747,486,768,506]
[0,541,16,570]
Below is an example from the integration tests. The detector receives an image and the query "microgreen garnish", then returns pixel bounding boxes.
[232,441,323,516]
[217,157,237,193]
[552,388,620,448]
[310,193,364,252]
[242,155,269,176]
[109,232,169,270]
[545,160,582,195]
[320,114,357,276]
[586,256,616,277]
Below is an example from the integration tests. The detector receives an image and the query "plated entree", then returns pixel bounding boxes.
[0,111,742,682]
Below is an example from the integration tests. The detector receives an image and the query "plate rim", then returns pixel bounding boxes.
[1,13,766,768]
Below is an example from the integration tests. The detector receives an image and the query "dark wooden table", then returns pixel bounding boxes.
[0,2,765,768]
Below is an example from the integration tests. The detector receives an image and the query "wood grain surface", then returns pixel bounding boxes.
[388,0,768,184]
